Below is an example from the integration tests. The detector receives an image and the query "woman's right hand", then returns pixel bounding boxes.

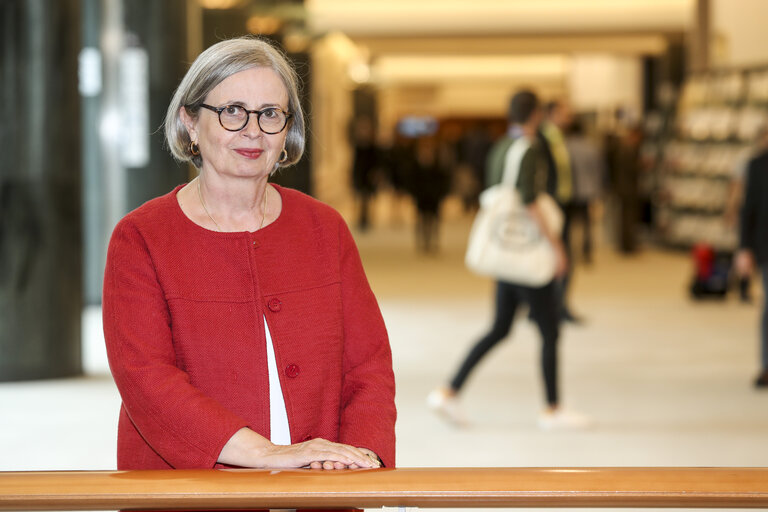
[218,427,378,469]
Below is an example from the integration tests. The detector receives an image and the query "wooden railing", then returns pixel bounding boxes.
[1,467,768,510]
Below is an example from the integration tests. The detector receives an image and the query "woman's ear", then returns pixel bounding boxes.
[179,106,197,141]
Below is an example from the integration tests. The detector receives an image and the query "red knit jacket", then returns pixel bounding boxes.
[103,185,396,469]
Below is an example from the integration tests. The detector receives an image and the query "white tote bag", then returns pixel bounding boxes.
[465,137,564,287]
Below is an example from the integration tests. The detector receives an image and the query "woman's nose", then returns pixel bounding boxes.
[240,114,262,137]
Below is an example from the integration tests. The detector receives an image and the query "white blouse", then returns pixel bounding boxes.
[264,317,291,445]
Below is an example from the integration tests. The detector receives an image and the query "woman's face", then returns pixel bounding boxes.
[183,67,290,180]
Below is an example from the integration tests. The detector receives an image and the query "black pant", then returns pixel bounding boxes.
[450,279,560,406]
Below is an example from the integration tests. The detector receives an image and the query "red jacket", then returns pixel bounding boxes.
[103,185,396,469]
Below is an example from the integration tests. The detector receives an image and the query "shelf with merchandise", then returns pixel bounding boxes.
[653,65,768,251]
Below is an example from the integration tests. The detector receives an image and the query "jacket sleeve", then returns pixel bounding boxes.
[103,219,248,468]
[336,221,397,468]
[739,160,758,253]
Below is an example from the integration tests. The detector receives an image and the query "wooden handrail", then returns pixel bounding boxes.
[1,467,768,510]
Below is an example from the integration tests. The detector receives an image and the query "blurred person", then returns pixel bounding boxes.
[350,116,380,232]
[456,123,493,212]
[564,118,606,265]
[410,136,451,253]
[612,124,644,254]
[102,37,396,471]
[541,100,573,208]
[381,131,418,227]
[602,108,636,253]
[540,100,581,323]
[428,90,588,430]
[726,127,768,302]
[735,138,768,388]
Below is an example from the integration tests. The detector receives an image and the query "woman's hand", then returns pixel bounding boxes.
[218,427,379,469]
[269,438,379,470]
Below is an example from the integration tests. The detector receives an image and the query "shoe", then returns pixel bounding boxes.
[754,371,768,389]
[538,408,591,431]
[427,387,468,427]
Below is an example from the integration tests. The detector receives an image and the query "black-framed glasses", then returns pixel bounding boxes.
[198,104,292,134]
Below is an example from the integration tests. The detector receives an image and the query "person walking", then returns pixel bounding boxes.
[428,90,589,430]
[736,143,768,388]
[540,100,582,322]
[565,118,606,265]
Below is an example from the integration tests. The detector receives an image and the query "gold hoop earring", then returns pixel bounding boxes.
[189,141,200,156]
[278,148,288,164]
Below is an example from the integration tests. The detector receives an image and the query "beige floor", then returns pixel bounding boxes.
[1,217,766,510]
[360,219,767,469]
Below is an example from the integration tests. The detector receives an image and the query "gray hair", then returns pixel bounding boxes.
[164,36,305,169]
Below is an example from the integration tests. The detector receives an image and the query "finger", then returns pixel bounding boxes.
[357,448,379,465]
[333,461,347,470]
[309,461,323,470]
[337,445,378,467]
[322,460,335,470]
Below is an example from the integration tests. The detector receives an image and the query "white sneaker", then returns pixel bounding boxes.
[538,409,591,431]
[427,387,469,427]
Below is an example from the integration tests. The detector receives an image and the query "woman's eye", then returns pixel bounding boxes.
[262,108,278,119]
[224,106,243,116]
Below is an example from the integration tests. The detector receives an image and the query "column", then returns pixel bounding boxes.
[0,0,83,381]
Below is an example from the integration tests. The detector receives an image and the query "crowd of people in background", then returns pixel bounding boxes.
[347,105,649,265]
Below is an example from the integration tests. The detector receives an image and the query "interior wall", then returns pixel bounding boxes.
[374,55,642,133]
[373,54,570,137]
[376,80,568,140]
[712,0,768,67]
[569,54,644,121]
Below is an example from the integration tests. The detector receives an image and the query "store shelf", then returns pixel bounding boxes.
[654,66,768,250]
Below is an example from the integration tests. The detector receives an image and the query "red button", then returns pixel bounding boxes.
[285,364,300,378]
[267,298,282,312]
[252,240,260,248]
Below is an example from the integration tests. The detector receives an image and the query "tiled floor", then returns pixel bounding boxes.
[1,218,766,510]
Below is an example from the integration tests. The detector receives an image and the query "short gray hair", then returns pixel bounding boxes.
[164,36,305,169]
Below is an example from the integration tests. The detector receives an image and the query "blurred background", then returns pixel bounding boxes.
[1,0,767,504]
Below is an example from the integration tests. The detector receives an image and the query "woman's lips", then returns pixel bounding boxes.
[234,148,263,159]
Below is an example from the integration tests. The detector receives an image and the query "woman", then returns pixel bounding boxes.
[103,37,396,470]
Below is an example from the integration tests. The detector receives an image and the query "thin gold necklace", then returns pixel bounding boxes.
[196,177,268,232]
